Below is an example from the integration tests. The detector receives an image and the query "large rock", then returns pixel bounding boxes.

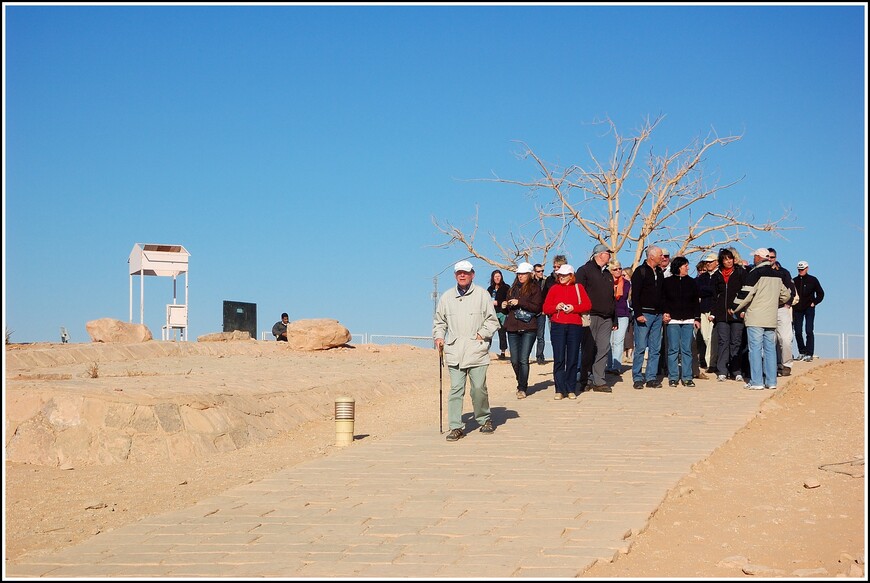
[197,331,253,342]
[287,318,351,350]
[85,318,152,343]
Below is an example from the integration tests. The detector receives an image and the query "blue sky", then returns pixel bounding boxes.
[3,4,867,355]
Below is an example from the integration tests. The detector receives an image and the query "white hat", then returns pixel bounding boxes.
[797,260,809,270]
[753,248,770,259]
[515,262,534,274]
[555,264,574,275]
[454,260,474,273]
[703,253,718,262]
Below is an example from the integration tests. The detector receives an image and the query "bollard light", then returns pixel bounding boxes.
[334,396,355,446]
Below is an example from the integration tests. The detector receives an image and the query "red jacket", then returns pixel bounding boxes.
[543,282,592,325]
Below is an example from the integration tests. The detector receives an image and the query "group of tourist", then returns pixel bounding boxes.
[432,244,824,442]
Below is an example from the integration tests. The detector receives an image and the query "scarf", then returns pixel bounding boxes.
[720,266,733,284]
[613,276,624,300]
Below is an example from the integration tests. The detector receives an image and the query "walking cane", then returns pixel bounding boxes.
[438,344,444,434]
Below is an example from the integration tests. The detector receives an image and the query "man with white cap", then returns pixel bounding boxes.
[731,248,792,390]
[433,260,502,441]
[697,252,719,373]
[792,260,825,362]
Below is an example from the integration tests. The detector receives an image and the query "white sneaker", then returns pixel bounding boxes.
[744,383,765,390]
[717,374,727,382]
[734,374,744,382]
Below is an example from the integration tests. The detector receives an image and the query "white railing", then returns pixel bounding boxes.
[809,333,865,360]
[365,334,434,350]
[262,330,863,359]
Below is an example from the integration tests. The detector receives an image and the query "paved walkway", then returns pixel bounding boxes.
[6,363,821,578]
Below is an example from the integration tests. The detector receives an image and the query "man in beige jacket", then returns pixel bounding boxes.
[731,248,792,390]
[433,260,501,442]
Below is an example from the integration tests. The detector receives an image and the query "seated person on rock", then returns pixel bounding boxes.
[272,313,289,341]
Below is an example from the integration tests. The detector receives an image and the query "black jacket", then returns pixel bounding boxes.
[711,265,747,323]
[697,271,716,314]
[576,259,615,320]
[662,275,701,321]
[771,263,796,307]
[793,274,825,311]
[487,283,510,316]
[630,261,665,318]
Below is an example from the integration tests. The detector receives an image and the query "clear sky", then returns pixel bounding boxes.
[3,3,867,355]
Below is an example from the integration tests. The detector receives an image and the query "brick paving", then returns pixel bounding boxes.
[6,362,822,578]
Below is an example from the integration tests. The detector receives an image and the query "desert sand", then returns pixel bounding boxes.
[3,340,866,578]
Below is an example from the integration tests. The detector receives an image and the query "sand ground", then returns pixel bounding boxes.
[3,341,866,578]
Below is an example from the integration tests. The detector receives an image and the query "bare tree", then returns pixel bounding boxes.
[433,114,797,271]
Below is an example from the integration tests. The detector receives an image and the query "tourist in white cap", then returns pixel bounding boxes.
[542,264,592,399]
[502,262,544,399]
[433,260,501,441]
[696,253,720,375]
[731,248,792,390]
[792,261,825,362]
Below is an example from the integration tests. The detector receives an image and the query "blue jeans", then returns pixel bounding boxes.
[667,323,695,382]
[609,316,629,371]
[746,326,777,387]
[632,313,663,382]
[550,322,583,395]
[793,306,816,357]
[535,314,547,359]
[507,330,537,391]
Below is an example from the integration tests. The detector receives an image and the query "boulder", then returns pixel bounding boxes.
[86,318,152,343]
[197,331,253,342]
[287,319,351,350]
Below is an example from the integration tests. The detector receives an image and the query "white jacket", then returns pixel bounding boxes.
[433,284,500,368]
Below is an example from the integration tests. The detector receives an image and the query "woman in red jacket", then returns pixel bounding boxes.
[542,264,592,400]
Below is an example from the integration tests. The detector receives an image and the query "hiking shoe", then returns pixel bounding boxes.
[516,390,527,399]
[591,384,612,393]
[682,379,696,387]
[734,375,744,383]
[554,393,564,400]
[646,379,662,389]
[445,428,465,441]
[668,380,679,387]
[480,419,495,434]
[567,392,577,399]
[717,374,727,382]
[696,373,708,380]
[536,357,546,365]
[633,380,645,390]
[744,383,765,390]
[780,367,791,377]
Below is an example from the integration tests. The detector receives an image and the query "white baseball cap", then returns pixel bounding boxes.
[797,260,809,270]
[515,262,534,274]
[555,264,574,275]
[454,260,474,273]
[753,248,770,259]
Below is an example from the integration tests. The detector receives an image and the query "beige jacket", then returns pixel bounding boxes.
[433,284,500,368]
